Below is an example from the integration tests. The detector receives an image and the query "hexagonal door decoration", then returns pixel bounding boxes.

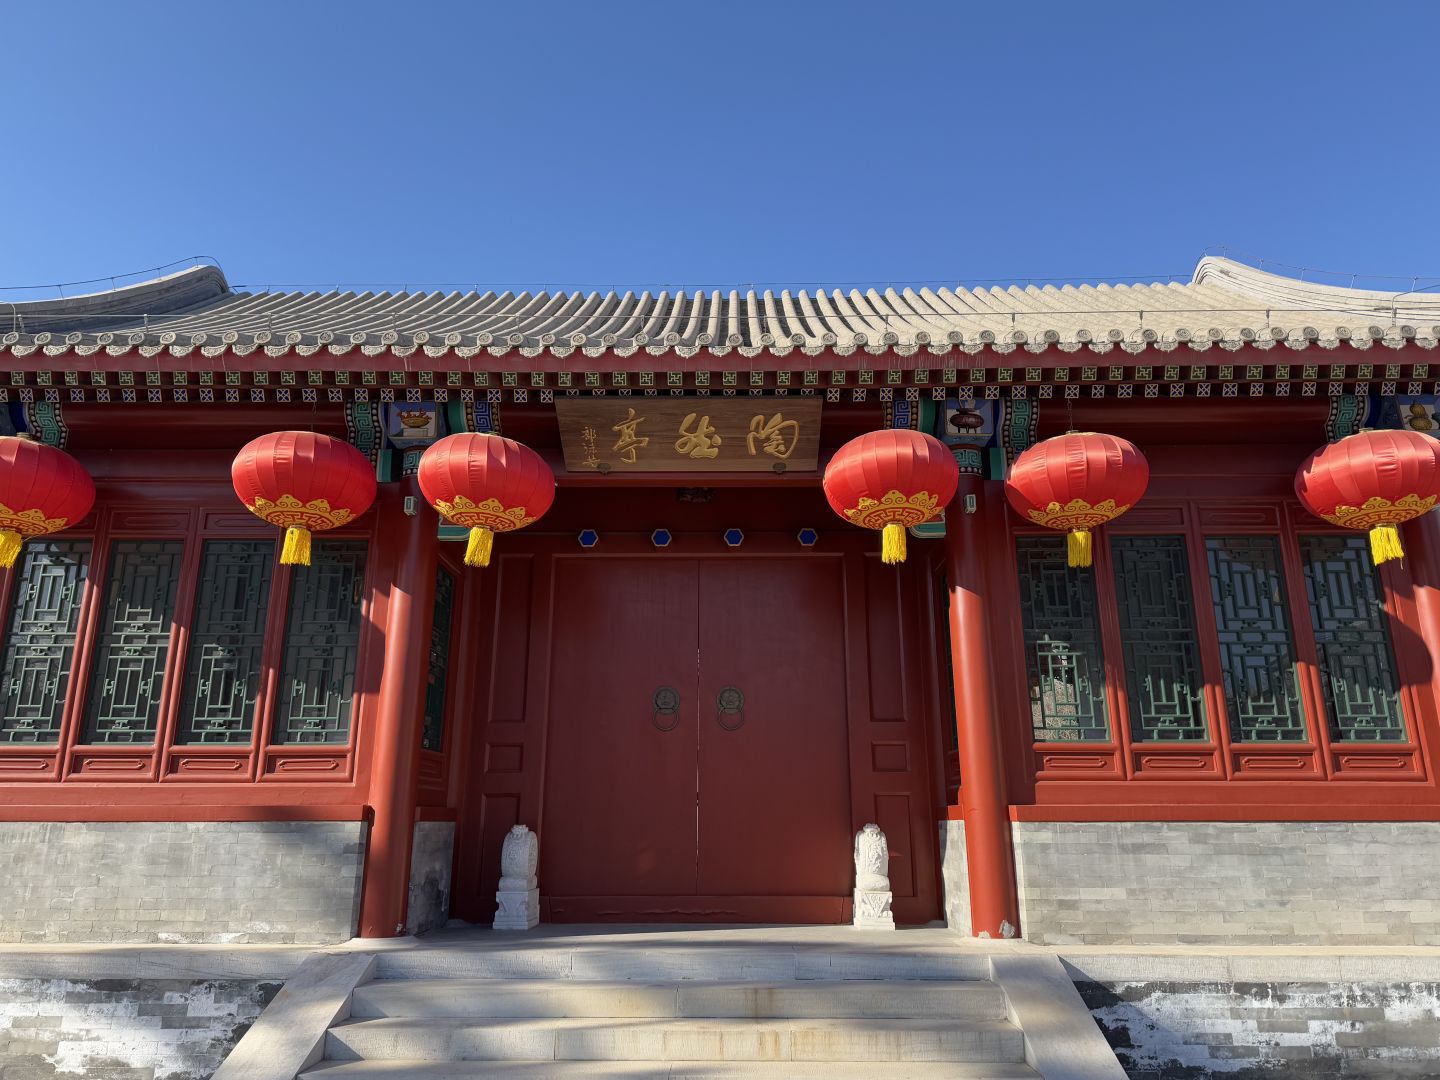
[723,528,744,548]
[797,527,819,547]
[578,528,600,549]
[651,528,673,548]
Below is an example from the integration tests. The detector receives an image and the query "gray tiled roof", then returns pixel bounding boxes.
[3,258,1437,361]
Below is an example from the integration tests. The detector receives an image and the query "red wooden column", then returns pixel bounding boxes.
[943,474,1021,938]
[358,478,439,937]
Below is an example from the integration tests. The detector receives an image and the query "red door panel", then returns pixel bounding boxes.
[696,557,853,912]
[542,557,699,911]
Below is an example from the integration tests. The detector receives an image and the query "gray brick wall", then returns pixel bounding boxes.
[1014,821,1440,946]
[1078,979,1440,1078]
[0,821,366,944]
[406,820,455,935]
[938,819,972,935]
[0,977,280,1079]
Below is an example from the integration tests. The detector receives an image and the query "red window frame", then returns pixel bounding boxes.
[0,501,379,785]
[1005,497,1433,786]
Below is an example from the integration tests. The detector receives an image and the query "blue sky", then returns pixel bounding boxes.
[3,1,1437,297]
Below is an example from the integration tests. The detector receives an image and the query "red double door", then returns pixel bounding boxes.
[540,553,937,923]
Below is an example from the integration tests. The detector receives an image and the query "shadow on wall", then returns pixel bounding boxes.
[0,977,281,1079]
[1069,971,1440,1079]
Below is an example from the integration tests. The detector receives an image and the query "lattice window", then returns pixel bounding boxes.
[82,540,185,744]
[1205,536,1307,742]
[1016,536,1109,742]
[1299,534,1406,742]
[421,567,455,753]
[176,541,275,744]
[1111,536,1208,742]
[272,540,368,745]
[0,540,91,744]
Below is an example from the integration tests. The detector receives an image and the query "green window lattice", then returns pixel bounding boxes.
[177,540,275,744]
[1111,535,1208,742]
[1206,536,1308,743]
[1016,536,1109,742]
[83,540,185,744]
[1299,534,1406,743]
[272,540,368,745]
[0,539,91,744]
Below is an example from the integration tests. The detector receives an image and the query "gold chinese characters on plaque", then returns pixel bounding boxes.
[555,397,823,473]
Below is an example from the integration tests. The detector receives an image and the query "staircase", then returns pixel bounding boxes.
[300,926,1043,1078]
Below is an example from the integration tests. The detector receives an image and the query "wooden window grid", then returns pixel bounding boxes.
[1007,497,1427,783]
[0,503,379,784]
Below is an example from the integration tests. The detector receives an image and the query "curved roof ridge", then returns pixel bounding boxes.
[1193,257,1440,320]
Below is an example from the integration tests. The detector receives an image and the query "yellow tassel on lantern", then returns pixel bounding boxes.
[1369,524,1405,565]
[1067,528,1093,568]
[0,529,23,569]
[281,525,313,566]
[465,526,495,568]
[881,523,907,565]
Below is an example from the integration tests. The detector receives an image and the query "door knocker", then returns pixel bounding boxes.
[715,685,745,731]
[652,686,681,731]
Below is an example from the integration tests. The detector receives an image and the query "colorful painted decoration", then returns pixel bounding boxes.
[823,430,959,564]
[417,433,556,567]
[231,431,377,566]
[0,436,96,569]
[1295,428,1440,565]
[1004,432,1150,568]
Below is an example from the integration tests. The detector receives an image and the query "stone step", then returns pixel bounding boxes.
[325,1016,1025,1063]
[369,946,991,983]
[350,979,1009,1021]
[303,1061,1041,1079]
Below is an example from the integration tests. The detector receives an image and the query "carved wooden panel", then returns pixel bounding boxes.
[68,752,154,778]
[1132,750,1221,778]
[1033,749,1123,778]
[1332,750,1422,778]
[166,752,250,779]
[1117,505,1186,528]
[107,510,191,533]
[0,752,59,779]
[263,751,348,778]
[1232,750,1321,776]
[1198,505,1281,529]
[201,510,275,534]
[871,742,910,772]
[485,744,524,772]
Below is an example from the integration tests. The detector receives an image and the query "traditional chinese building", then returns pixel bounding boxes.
[2,256,1439,947]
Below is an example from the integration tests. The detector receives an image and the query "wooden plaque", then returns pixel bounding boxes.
[555,397,822,473]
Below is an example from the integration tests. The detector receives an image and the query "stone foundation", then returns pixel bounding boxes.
[1077,979,1440,1078]
[406,820,456,935]
[0,821,366,944]
[0,977,281,1079]
[1013,821,1440,946]
[938,819,971,934]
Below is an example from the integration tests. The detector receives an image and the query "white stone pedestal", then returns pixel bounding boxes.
[493,824,540,931]
[853,823,895,930]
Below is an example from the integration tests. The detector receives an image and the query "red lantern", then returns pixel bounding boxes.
[0,436,96,568]
[231,432,377,566]
[1004,432,1150,567]
[1295,429,1440,565]
[417,433,556,567]
[823,430,959,564]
